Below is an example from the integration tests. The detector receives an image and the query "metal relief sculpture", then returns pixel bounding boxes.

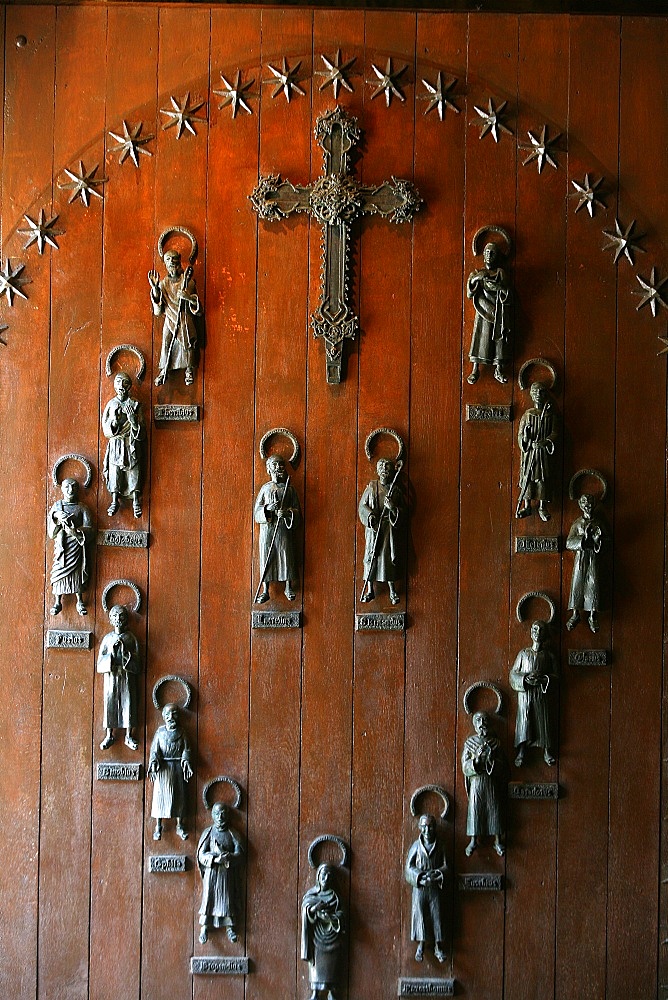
[198,777,244,945]
[516,360,559,521]
[466,227,513,384]
[97,580,142,751]
[405,787,450,964]
[520,125,561,173]
[249,106,421,384]
[461,684,506,857]
[19,208,63,254]
[148,676,193,841]
[301,836,348,1000]
[566,470,609,634]
[254,428,302,604]
[149,227,202,387]
[359,428,406,606]
[512,593,558,766]
[48,455,94,617]
[102,347,146,518]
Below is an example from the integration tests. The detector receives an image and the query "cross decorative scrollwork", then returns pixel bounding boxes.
[250,106,422,384]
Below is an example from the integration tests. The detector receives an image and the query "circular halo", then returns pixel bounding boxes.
[259,427,300,467]
[518,357,557,391]
[52,453,93,489]
[472,225,512,257]
[463,681,503,716]
[101,579,141,614]
[568,468,608,503]
[157,226,198,265]
[409,784,450,820]
[152,674,192,711]
[516,590,556,624]
[202,775,242,811]
[364,427,405,463]
[307,834,349,870]
[105,344,146,383]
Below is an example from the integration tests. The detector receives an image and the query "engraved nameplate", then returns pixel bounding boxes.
[458,873,503,891]
[515,536,559,554]
[190,956,249,976]
[46,629,93,649]
[154,404,200,422]
[97,529,149,548]
[252,611,301,629]
[96,762,142,781]
[509,782,559,800]
[398,978,455,996]
[466,403,512,422]
[356,612,406,632]
[149,854,187,873]
[568,648,609,666]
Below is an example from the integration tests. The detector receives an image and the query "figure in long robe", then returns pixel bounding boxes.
[102,372,145,518]
[462,711,506,857]
[358,457,405,605]
[148,703,193,840]
[404,814,448,963]
[509,620,558,767]
[197,803,244,944]
[149,249,202,386]
[466,242,512,385]
[97,604,141,751]
[301,864,345,1000]
[47,477,93,617]
[516,382,558,521]
[254,455,301,603]
[566,493,608,634]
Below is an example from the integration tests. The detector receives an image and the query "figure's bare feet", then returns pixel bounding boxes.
[566,611,580,631]
[153,824,162,841]
[514,747,525,767]
[588,611,599,634]
[360,586,374,603]
[185,367,194,386]
[154,372,166,387]
[494,365,508,384]
[227,927,237,942]
[125,734,139,751]
[434,945,445,963]
[284,584,295,601]
[494,837,505,856]
[255,589,269,605]
[465,837,477,857]
[544,749,556,766]
[176,822,188,841]
[517,504,531,519]
[107,498,119,517]
[76,598,87,616]
[467,363,479,385]
[199,927,208,944]
[133,497,142,519]
[100,732,115,750]
[415,943,424,962]
[538,504,551,522]
[50,599,62,617]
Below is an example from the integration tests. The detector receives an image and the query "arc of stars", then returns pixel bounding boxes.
[108,121,154,167]
[58,160,108,207]
[520,125,561,173]
[214,70,254,117]
[160,92,207,139]
[571,173,606,217]
[602,217,646,266]
[18,209,64,255]
[472,97,513,142]
[316,50,356,99]
[633,267,668,318]
[264,58,306,103]
[420,72,460,120]
[0,259,30,306]
[368,58,408,107]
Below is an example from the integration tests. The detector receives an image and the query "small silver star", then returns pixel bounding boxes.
[602,218,646,266]
[108,121,154,167]
[657,331,668,356]
[0,259,30,306]
[58,160,108,207]
[214,70,254,118]
[160,92,207,139]
[316,50,356,99]
[520,125,561,173]
[18,209,64,255]
[369,58,407,107]
[633,267,668,317]
[570,174,606,217]
[420,72,460,120]
[0,323,8,346]
[264,58,306,103]
[472,97,513,142]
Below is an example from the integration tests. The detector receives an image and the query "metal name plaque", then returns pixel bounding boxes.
[458,873,503,891]
[466,403,512,422]
[568,648,609,666]
[190,957,249,976]
[252,611,301,629]
[509,782,559,800]
[46,629,93,649]
[98,529,149,548]
[154,403,200,422]
[515,535,559,554]
[398,978,455,997]
[96,762,142,781]
[149,855,187,874]
[355,612,406,632]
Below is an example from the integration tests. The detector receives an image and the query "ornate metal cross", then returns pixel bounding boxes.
[250,107,422,384]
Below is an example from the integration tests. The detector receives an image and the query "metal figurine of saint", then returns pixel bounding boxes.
[97,604,141,751]
[301,863,346,1000]
[254,448,302,604]
[461,711,506,857]
[102,371,146,518]
[566,472,609,634]
[516,381,558,521]
[197,803,244,944]
[48,457,94,617]
[148,701,193,840]
[405,813,448,964]
[466,226,513,385]
[510,620,558,767]
[359,429,406,605]
[149,227,202,387]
